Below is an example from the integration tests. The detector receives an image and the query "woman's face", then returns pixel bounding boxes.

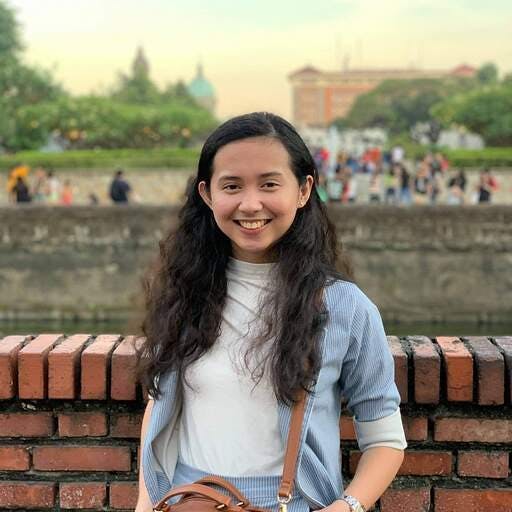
[198,136,313,263]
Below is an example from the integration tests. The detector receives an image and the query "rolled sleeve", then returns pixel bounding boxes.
[339,294,401,422]
[354,407,407,451]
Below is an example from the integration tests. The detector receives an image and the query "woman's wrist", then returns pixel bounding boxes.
[332,499,351,512]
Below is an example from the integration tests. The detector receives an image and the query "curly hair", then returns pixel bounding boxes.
[136,112,354,404]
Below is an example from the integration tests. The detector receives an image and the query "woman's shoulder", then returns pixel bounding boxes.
[324,278,380,319]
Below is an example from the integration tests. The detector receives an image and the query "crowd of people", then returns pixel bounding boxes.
[5,151,500,207]
[5,164,133,205]
[312,146,499,205]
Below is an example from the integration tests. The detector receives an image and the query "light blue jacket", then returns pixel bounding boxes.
[142,280,403,508]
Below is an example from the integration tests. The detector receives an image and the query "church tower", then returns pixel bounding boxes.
[187,63,216,114]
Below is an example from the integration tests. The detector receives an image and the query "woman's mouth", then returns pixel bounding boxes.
[234,219,271,230]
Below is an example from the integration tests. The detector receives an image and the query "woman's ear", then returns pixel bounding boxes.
[298,175,314,208]
[198,181,212,209]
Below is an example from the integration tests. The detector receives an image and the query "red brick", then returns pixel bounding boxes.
[48,334,91,399]
[111,413,143,438]
[60,482,106,509]
[457,450,509,478]
[110,481,138,509]
[435,488,512,511]
[0,412,54,437]
[402,416,428,441]
[81,334,120,399]
[111,336,142,400]
[398,451,452,476]
[33,446,131,471]
[435,337,473,401]
[340,415,356,441]
[408,335,440,404]
[18,334,63,399]
[0,446,30,470]
[435,417,511,443]
[387,336,408,403]
[58,412,107,437]
[380,487,430,512]
[465,336,505,405]
[0,335,30,399]
[494,337,512,403]
[0,482,56,509]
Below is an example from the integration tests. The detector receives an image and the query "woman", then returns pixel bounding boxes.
[136,113,406,512]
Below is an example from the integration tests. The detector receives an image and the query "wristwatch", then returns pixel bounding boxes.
[340,495,366,512]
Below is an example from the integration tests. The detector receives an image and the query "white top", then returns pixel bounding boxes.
[178,258,285,475]
[170,258,406,477]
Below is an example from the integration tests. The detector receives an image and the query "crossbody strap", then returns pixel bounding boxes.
[277,389,307,502]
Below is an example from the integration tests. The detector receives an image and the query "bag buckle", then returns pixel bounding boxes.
[277,494,291,512]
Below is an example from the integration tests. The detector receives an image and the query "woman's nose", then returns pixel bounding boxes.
[238,191,263,212]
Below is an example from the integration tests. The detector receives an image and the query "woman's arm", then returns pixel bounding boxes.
[331,446,405,511]
[135,399,155,512]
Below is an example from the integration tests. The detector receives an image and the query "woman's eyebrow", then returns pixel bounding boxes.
[218,171,283,182]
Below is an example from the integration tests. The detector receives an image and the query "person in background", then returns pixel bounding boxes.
[341,166,357,203]
[60,179,74,206]
[32,167,48,202]
[397,165,412,205]
[383,167,398,204]
[413,161,431,205]
[446,170,466,205]
[109,169,132,203]
[6,163,30,203]
[46,170,61,204]
[12,176,32,203]
[476,168,498,203]
[368,167,382,203]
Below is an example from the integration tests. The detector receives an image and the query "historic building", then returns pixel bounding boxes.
[187,63,216,114]
[288,64,476,127]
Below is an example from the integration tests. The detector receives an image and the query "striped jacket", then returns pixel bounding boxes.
[142,280,406,508]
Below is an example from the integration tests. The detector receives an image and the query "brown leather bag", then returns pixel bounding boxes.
[153,392,307,512]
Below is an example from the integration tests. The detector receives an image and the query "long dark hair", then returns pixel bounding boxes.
[137,112,353,404]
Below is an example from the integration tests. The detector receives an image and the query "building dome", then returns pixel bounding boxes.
[187,63,216,113]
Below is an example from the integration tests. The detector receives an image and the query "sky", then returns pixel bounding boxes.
[7,0,512,120]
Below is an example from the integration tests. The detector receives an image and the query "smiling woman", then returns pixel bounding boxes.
[135,112,406,512]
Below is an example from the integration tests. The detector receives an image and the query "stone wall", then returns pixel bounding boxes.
[1,204,511,323]
[0,333,510,510]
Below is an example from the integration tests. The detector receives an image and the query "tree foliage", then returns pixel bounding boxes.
[342,77,475,135]
[0,1,66,151]
[431,82,512,146]
[0,1,22,58]
[14,96,217,150]
[477,62,498,85]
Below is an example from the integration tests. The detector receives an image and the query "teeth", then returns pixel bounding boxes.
[238,220,268,229]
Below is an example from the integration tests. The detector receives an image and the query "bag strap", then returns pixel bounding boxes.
[277,389,307,502]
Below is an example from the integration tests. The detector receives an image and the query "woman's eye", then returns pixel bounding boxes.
[223,184,239,191]
[263,182,279,188]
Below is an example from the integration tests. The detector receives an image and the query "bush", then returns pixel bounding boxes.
[0,147,200,172]
[444,147,512,168]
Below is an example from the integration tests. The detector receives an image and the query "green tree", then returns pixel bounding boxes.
[431,82,512,146]
[0,2,65,151]
[15,96,217,150]
[343,77,475,135]
[477,62,498,84]
[0,0,22,58]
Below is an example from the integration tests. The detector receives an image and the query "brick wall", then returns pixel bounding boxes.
[0,334,511,511]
